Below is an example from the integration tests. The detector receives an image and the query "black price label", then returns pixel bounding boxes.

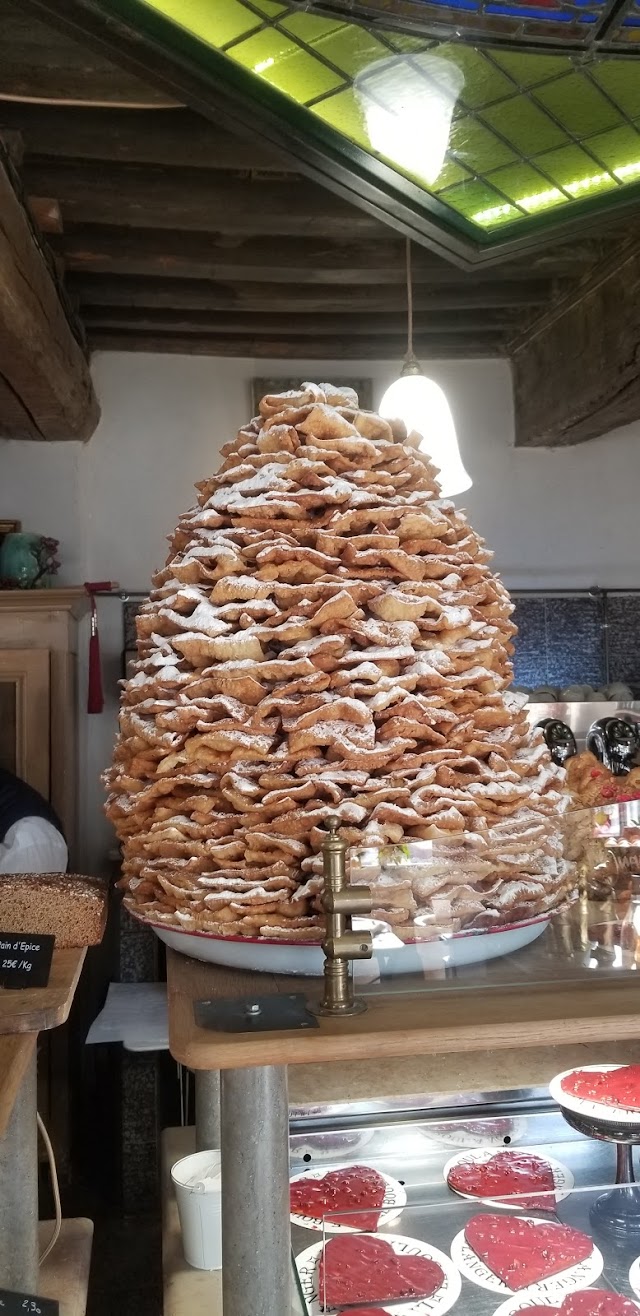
[0,1290,58,1316]
[0,933,54,989]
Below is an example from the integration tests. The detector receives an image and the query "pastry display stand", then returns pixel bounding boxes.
[165,947,640,1316]
[560,1105,640,1240]
[0,948,93,1313]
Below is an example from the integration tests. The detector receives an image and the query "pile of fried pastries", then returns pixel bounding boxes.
[105,381,573,943]
[566,750,640,809]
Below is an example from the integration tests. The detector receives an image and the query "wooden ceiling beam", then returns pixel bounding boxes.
[88,330,506,359]
[0,0,176,107]
[0,104,290,172]
[22,160,383,237]
[511,236,640,446]
[68,273,553,313]
[81,307,519,335]
[0,147,99,440]
[52,227,579,288]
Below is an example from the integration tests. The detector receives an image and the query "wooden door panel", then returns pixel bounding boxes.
[0,648,50,797]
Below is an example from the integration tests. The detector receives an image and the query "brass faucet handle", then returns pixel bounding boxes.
[323,930,373,961]
[325,885,372,916]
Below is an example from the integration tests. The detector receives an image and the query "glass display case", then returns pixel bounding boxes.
[289,1098,640,1314]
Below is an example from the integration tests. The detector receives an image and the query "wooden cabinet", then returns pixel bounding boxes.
[0,589,86,857]
[0,590,88,1175]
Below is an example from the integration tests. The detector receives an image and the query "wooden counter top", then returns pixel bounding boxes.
[167,948,640,1072]
[0,948,86,1034]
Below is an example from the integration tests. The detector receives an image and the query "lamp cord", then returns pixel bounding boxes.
[406,236,413,359]
[38,1111,62,1264]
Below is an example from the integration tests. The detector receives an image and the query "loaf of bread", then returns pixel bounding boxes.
[0,873,108,948]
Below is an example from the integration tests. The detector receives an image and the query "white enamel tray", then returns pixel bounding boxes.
[144,913,549,978]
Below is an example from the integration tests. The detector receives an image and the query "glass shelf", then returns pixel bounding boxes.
[290,1105,640,1314]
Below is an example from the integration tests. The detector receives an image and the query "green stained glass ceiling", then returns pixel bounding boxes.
[101,0,640,260]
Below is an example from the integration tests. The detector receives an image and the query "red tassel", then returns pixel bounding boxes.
[88,606,104,714]
[84,582,112,715]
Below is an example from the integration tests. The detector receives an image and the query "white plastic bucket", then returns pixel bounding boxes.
[171,1150,222,1270]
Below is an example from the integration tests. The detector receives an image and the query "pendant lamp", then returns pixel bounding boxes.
[379,240,472,499]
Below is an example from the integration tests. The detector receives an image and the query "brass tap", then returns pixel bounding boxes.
[311,816,373,1016]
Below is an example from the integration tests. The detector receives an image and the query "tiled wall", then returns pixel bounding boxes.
[512,594,640,694]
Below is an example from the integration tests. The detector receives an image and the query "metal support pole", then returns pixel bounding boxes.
[221,1065,290,1316]
[0,1052,38,1291]
[195,1069,221,1151]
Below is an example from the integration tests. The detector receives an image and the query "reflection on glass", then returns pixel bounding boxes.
[354,53,463,184]
[342,814,640,992]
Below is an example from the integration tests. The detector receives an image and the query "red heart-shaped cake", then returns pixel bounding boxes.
[318,1235,444,1310]
[560,1067,640,1112]
[464,1213,593,1290]
[447,1151,556,1210]
[519,1293,639,1314]
[290,1166,387,1232]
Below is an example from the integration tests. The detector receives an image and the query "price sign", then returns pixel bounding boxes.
[0,934,54,989]
[0,1290,58,1315]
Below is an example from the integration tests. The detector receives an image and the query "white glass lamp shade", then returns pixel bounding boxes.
[354,53,464,186]
[379,373,472,498]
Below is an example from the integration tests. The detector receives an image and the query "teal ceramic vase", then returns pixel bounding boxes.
[0,533,58,588]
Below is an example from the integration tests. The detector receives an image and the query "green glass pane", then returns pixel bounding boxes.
[481,97,567,154]
[584,123,640,182]
[592,63,640,121]
[278,11,345,41]
[485,161,566,211]
[145,0,258,49]
[310,26,390,77]
[229,30,345,101]
[489,50,573,88]
[538,142,618,199]
[431,156,472,190]
[311,88,370,149]
[438,46,513,110]
[376,29,430,52]
[535,73,622,138]
[449,116,517,172]
[443,178,519,226]
[244,0,287,14]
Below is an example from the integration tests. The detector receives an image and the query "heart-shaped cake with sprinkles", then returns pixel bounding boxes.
[464,1213,593,1291]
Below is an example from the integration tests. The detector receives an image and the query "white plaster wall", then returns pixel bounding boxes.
[2,349,640,871]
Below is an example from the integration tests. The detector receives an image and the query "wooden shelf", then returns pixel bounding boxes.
[162,1127,222,1316]
[0,949,86,1035]
[39,1218,93,1316]
[0,589,88,616]
[167,949,640,1072]
[162,1128,302,1316]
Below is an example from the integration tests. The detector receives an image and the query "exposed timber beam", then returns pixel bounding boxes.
[68,274,553,314]
[50,227,581,288]
[80,307,518,335]
[511,235,640,447]
[89,330,506,359]
[0,104,290,172]
[0,147,99,440]
[0,0,177,107]
[22,161,382,237]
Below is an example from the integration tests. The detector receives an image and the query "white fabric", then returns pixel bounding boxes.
[0,816,68,874]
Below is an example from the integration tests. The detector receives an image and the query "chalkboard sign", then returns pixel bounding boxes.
[0,933,54,989]
[0,1289,58,1315]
